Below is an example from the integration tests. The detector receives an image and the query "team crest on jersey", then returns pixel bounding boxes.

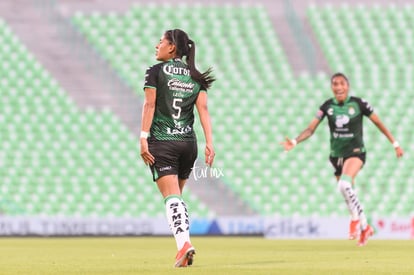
[348,107,355,115]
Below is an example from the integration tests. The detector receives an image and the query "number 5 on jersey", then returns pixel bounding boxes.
[172,98,182,119]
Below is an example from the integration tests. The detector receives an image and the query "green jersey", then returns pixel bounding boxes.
[316,96,374,157]
[143,58,205,141]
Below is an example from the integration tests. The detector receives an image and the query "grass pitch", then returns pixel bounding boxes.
[0,237,413,274]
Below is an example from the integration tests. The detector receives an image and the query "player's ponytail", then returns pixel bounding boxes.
[166,29,215,89]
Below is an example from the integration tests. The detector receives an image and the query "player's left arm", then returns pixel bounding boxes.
[195,91,215,167]
[369,113,404,158]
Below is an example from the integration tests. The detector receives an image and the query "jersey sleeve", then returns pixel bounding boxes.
[357,97,374,116]
[143,64,160,90]
[199,84,208,92]
[316,100,330,120]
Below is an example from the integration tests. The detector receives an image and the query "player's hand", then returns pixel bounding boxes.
[395,146,404,158]
[140,138,155,165]
[205,144,215,167]
[280,137,296,152]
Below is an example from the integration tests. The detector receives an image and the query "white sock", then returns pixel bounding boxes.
[352,186,368,229]
[350,187,360,221]
[164,195,191,250]
[338,176,367,229]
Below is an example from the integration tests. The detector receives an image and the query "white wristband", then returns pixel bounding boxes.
[291,139,297,147]
[140,131,149,139]
[392,141,400,148]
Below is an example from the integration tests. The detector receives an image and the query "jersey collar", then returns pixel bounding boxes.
[333,95,351,105]
[171,57,183,63]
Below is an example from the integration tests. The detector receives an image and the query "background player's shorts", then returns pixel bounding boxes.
[148,140,198,181]
[329,153,366,177]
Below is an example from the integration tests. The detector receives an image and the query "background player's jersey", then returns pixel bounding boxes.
[143,58,205,141]
[316,96,374,157]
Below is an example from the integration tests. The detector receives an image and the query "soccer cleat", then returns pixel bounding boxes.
[358,225,374,246]
[349,220,360,240]
[174,241,195,268]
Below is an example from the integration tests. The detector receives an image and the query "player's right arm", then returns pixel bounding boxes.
[140,65,159,165]
[281,101,328,151]
[140,87,156,165]
[281,118,321,151]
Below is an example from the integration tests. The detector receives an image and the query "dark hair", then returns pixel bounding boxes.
[331,72,349,84]
[165,29,215,89]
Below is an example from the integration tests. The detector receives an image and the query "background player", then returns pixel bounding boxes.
[281,72,403,246]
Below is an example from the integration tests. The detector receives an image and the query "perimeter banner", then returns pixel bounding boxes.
[263,216,414,239]
[0,216,413,238]
[0,216,170,236]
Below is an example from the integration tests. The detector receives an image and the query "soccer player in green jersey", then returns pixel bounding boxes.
[140,29,215,267]
[281,72,403,246]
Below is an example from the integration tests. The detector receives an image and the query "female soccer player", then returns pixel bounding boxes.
[281,72,403,246]
[140,29,215,267]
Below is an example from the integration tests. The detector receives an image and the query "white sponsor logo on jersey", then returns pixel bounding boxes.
[168,78,195,93]
[163,65,190,76]
[335,115,350,128]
